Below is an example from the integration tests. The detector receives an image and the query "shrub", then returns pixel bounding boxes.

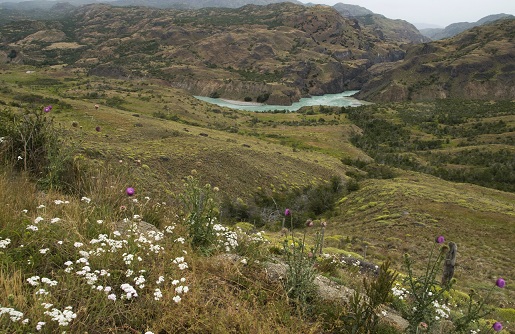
[0,106,81,192]
[282,216,324,308]
[343,260,398,334]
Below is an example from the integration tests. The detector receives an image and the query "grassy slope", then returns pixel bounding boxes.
[332,172,514,301]
[1,64,513,310]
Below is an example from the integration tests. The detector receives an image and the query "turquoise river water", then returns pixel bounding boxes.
[194,90,366,112]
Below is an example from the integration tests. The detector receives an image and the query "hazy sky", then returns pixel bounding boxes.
[299,0,515,27]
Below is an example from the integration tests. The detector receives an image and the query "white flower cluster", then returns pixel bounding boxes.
[134,275,146,289]
[392,284,409,300]
[171,277,188,303]
[172,256,189,270]
[0,306,24,322]
[432,300,450,321]
[81,196,91,204]
[90,234,128,253]
[28,276,57,287]
[153,288,163,301]
[123,253,135,265]
[121,283,138,300]
[0,237,11,248]
[41,277,58,286]
[213,223,239,252]
[44,306,77,326]
[164,225,176,234]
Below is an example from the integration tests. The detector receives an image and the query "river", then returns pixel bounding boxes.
[194,90,366,112]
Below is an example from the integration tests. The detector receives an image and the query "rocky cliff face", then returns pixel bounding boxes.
[333,10,430,45]
[356,19,515,102]
[2,2,417,104]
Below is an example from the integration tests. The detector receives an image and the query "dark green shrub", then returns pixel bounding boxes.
[0,106,79,192]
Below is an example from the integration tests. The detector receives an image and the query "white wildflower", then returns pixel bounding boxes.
[0,307,24,322]
[154,288,163,301]
[27,276,41,286]
[36,321,45,331]
[0,238,11,249]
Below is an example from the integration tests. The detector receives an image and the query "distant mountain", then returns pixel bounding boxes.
[413,23,443,30]
[0,1,78,22]
[332,3,373,17]
[104,0,303,9]
[332,4,429,45]
[420,14,514,40]
[356,19,515,102]
[0,0,304,18]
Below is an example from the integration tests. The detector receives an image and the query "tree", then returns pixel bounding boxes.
[7,50,17,62]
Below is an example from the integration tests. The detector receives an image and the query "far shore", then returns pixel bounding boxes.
[220,98,265,106]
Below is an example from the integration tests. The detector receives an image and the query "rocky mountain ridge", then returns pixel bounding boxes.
[356,19,515,102]
[0,2,420,104]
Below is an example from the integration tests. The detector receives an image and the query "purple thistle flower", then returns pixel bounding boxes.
[126,187,135,196]
[496,278,506,288]
[95,126,101,132]
[435,235,445,244]
[284,208,291,216]
[43,106,51,113]
[493,322,503,332]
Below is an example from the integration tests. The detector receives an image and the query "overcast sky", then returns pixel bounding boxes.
[299,0,515,27]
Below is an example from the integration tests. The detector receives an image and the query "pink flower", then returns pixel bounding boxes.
[284,208,291,216]
[126,187,135,196]
[496,278,506,288]
[435,235,445,244]
[43,106,51,113]
[493,321,503,332]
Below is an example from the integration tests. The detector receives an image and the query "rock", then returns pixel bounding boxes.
[381,309,409,332]
[215,254,409,330]
[112,220,160,237]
